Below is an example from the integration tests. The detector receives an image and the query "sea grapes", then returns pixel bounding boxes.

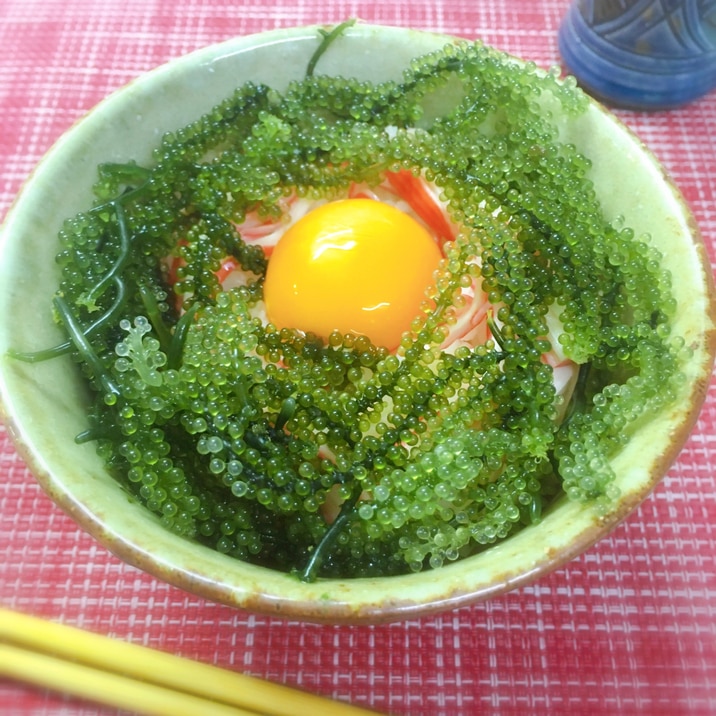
[18,28,684,580]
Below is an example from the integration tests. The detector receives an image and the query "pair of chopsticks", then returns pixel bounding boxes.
[0,607,378,715]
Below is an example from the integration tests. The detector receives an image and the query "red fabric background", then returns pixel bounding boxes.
[1,1,715,714]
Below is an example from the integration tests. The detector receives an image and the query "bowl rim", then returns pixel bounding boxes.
[1,22,715,624]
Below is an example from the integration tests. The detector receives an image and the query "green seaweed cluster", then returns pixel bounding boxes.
[14,27,686,580]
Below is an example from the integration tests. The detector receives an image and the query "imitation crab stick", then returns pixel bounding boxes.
[384,169,456,247]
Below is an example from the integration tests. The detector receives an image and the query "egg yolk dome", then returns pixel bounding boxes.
[263,198,442,349]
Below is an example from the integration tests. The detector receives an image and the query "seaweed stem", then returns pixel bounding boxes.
[300,483,361,582]
[7,277,126,363]
[53,296,121,399]
[167,302,200,369]
[305,19,356,78]
[85,202,132,307]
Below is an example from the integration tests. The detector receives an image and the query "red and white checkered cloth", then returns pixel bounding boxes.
[1,1,715,714]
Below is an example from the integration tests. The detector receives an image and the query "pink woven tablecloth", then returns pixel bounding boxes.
[1,1,715,714]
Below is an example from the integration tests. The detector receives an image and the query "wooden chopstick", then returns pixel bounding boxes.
[0,643,258,716]
[0,608,378,716]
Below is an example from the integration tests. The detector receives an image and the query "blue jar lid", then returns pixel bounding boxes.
[558,0,716,110]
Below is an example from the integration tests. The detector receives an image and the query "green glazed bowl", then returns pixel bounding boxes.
[1,24,714,624]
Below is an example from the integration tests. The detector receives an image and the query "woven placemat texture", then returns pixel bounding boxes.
[1,1,715,714]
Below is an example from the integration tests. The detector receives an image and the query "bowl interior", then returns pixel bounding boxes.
[1,23,714,624]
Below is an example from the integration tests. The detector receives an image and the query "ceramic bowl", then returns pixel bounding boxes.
[1,24,714,624]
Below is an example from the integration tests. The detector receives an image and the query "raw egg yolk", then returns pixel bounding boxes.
[263,198,442,349]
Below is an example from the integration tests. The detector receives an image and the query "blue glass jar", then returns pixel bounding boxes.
[558,0,716,109]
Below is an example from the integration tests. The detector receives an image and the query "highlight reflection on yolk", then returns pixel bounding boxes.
[263,199,442,349]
